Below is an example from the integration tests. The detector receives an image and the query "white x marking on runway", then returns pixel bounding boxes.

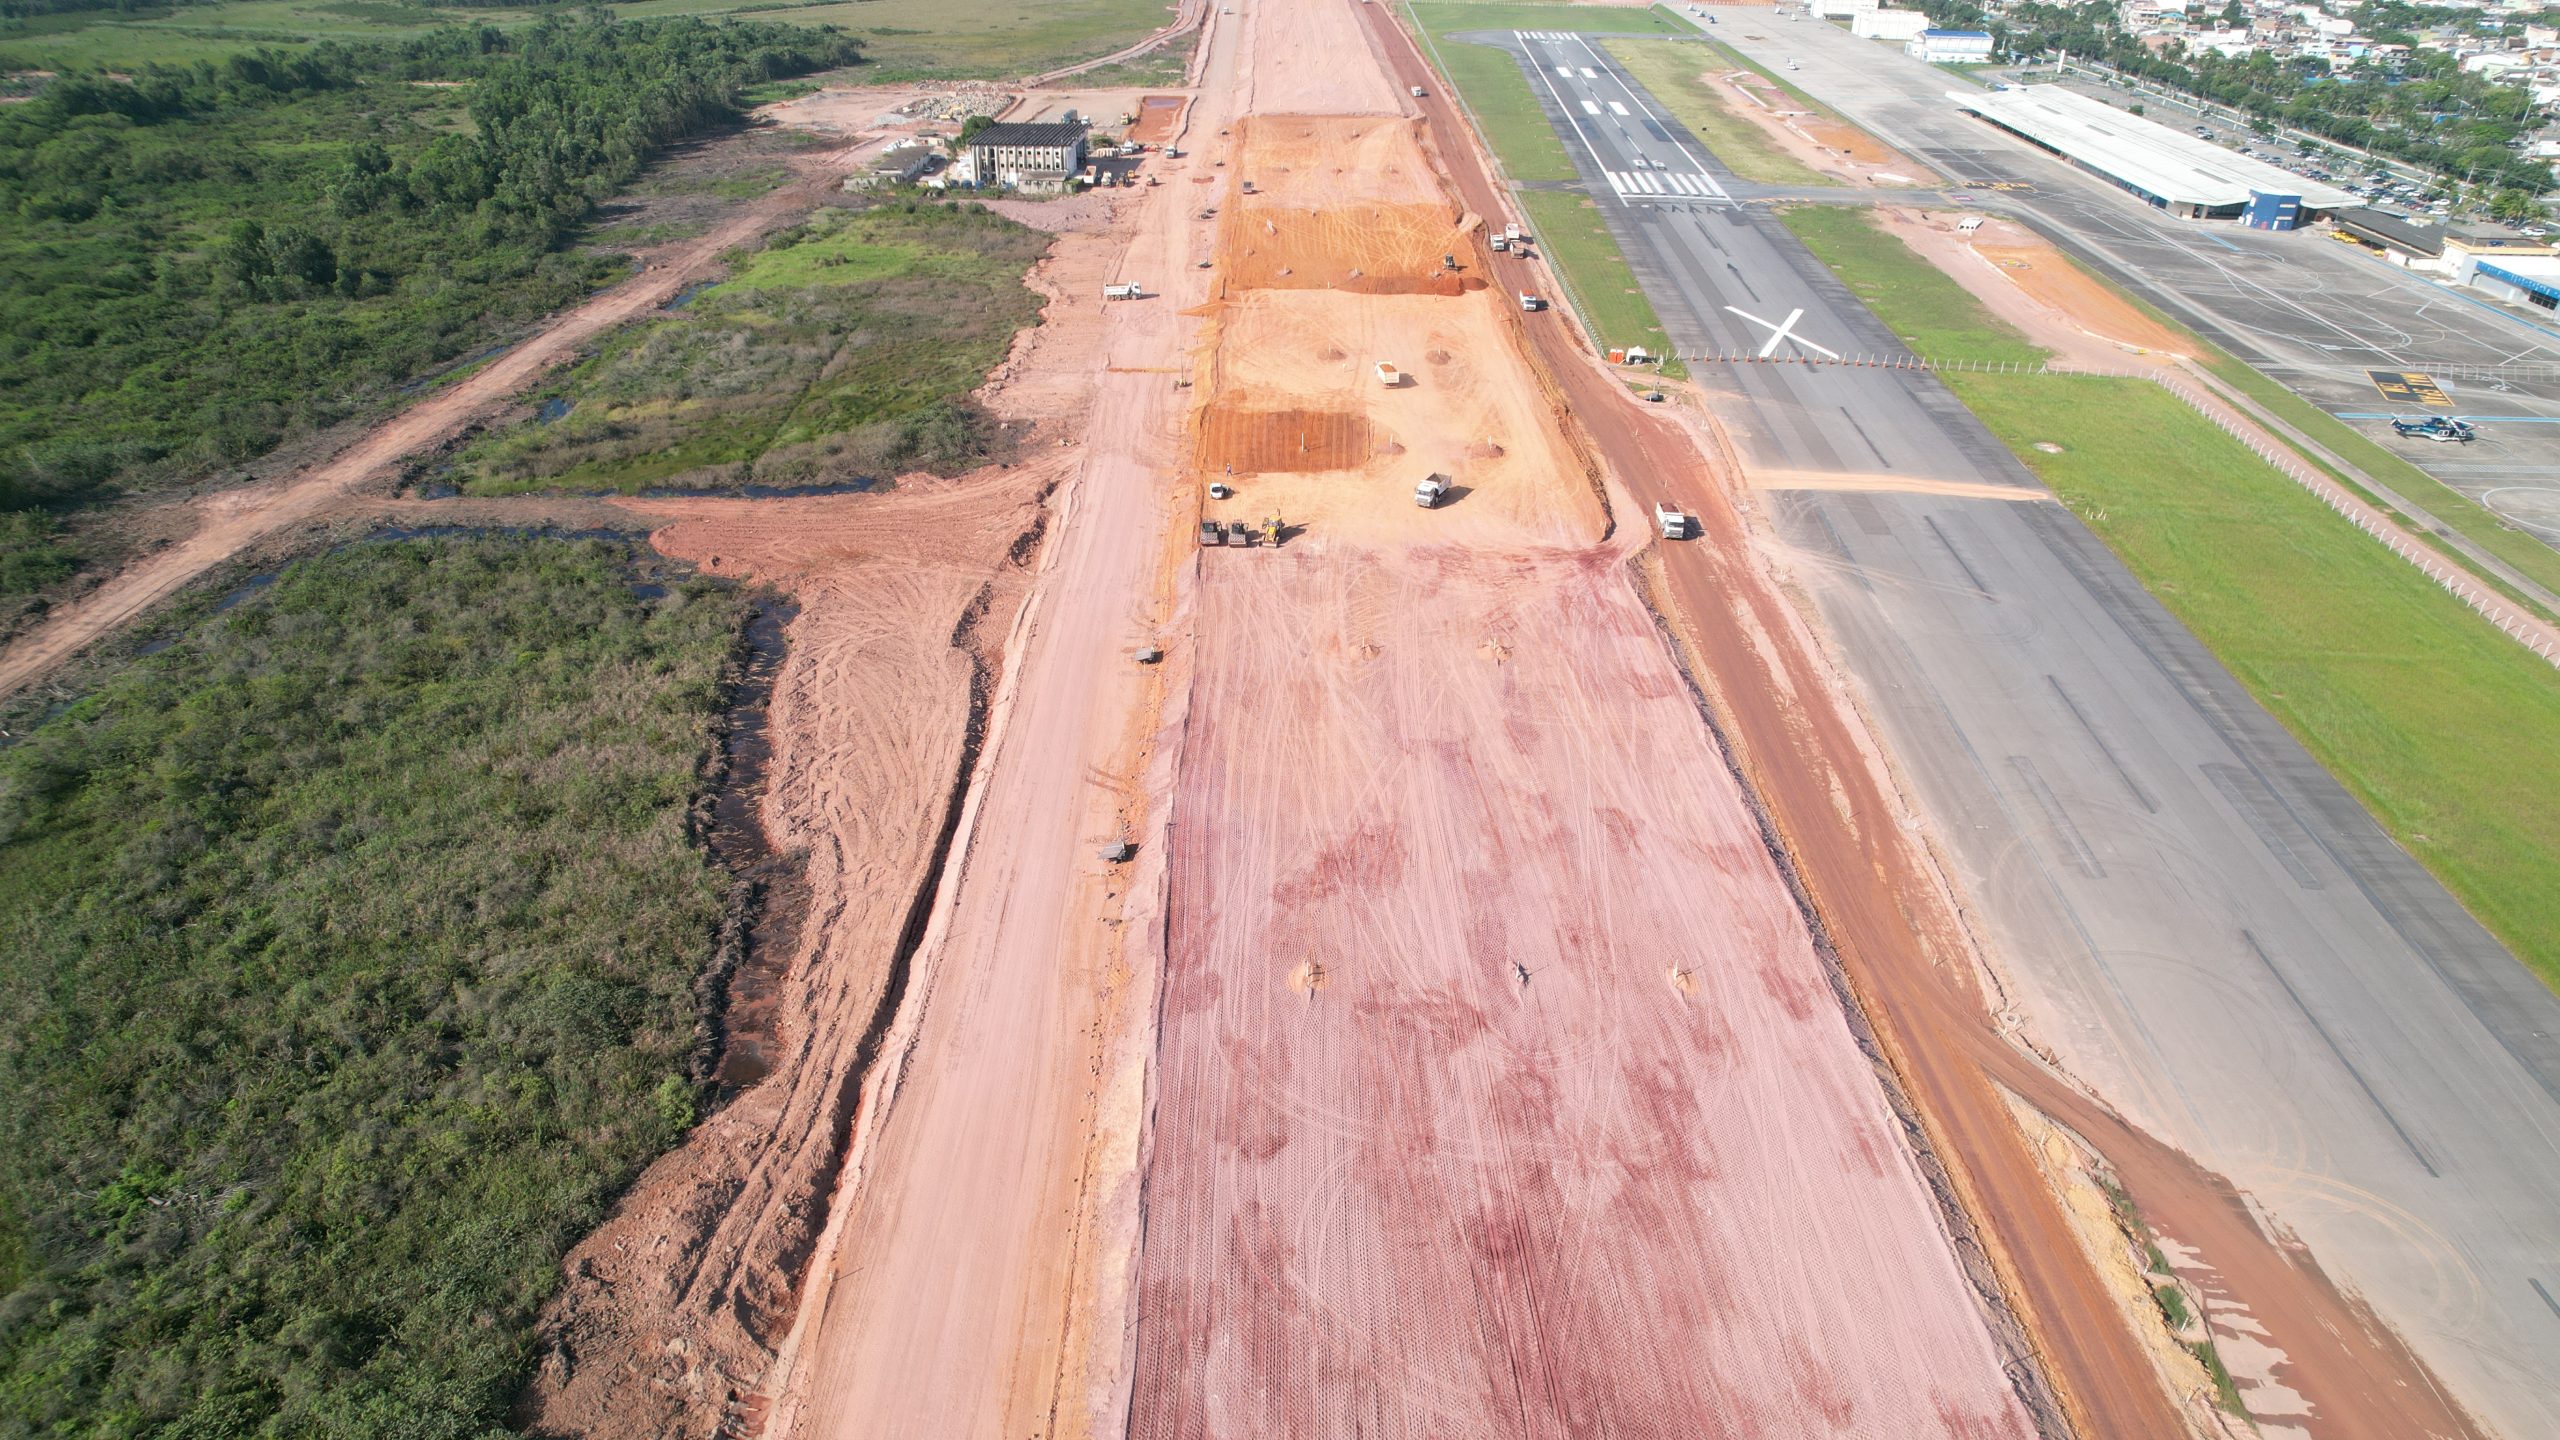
[1725,305,1838,359]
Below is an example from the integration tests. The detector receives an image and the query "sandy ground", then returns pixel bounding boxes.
[1880,209,2191,362]
[1716,68,1939,187]
[517,186,1134,1440]
[1234,0,1403,117]
[743,49,1220,1440]
[0,136,883,704]
[1119,2,2041,1433]
[1359,6,2486,1439]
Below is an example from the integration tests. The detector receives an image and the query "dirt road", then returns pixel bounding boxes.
[749,41,1226,1440]
[1359,6,2483,1437]
[0,141,882,704]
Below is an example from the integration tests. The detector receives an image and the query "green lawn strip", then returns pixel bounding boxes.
[2199,353,2560,602]
[1425,36,1577,182]
[1947,372,2560,987]
[1605,37,1829,187]
[2008,245,2560,614]
[451,201,1048,495]
[0,534,750,1434]
[1517,188,1677,364]
[1775,204,2047,364]
[1408,1,1686,38]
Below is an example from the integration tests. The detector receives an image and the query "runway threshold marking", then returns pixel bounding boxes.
[1726,304,1839,359]
[2367,369,2453,407]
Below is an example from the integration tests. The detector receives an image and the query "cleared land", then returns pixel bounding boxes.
[451,203,1049,494]
[1786,203,2560,985]
[1127,65,2034,1436]
[0,535,747,1437]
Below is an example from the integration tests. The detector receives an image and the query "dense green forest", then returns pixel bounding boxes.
[0,535,751,1437]
[452,201,1049,494]
[0,14,861,540]
[1919,0,2557,196]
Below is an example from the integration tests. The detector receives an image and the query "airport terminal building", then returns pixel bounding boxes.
[1947,84,2356,224]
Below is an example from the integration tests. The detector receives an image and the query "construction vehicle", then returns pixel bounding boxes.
[1375,361,1402,387]
[1444,253,1459,271]
[1491,234,1509,252]
[1518,292,1542,311]
[1262,514,1284,545]
[1415,474,1448,508]
[1655,503,1691,539]
[1505,224,1524,244]
[1228,519,1255,546]
[2391,415,2474,443]
[1200,519,1225,546]
[1104,282,1143,300]
[1411,85,1427,98]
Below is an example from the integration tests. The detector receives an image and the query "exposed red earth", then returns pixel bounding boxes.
[1123,4,2039,1436]
[1356,4,2484,1437]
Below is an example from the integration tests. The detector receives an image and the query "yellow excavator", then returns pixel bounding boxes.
[1262,514,1284,546]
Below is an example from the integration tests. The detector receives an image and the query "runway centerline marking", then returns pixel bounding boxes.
[1726,304,1838,359]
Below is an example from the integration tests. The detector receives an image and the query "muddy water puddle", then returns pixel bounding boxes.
[706,600,801,1089]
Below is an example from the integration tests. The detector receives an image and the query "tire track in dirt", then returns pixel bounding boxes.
[0,143,894,704]
[1364,5,2484,1438]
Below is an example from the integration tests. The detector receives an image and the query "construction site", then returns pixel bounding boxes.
[524,1,2500,1436]
[0,0,2529,1437]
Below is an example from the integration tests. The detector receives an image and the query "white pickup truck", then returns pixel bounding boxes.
[1655,503,1691,539]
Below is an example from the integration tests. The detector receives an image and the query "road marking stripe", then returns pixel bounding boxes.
[1581,99,1600,116]
[1607,100,1629,116]
[1580,67,1598,79]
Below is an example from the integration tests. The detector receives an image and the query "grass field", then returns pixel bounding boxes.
[2196,353,2560,603]
[0,534,751,1434]
[1954,372,2560,984]
[1427,37,1576,181]
[1,0,1172,75]
[450,201,1048,494]
[1696,33,1840,116]
[1606,37,1828,186]
[1782,203,2560,986]
[1518,189,1678,367]
[1777,205,2045,364]
[1407,1,1686,38]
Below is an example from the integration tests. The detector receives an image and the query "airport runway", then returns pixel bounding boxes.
[1490,25,2560,1439]
[1702,9,2560,551]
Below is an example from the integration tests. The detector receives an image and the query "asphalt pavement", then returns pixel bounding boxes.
[1488,22,2560,1439]
[1709,8,2560,551]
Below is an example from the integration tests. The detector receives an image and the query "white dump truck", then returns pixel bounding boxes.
[1518,292,1542,311]
[1655,503,1691,539]
[1415,474,1449,508]
[1103,282,1143,300]
[1411,85,1427,98]
[1375,361,1401,387]
[1505,224,1523,244]
[1490,234,1509,252]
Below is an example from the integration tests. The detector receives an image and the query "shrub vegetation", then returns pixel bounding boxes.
[0,14,861,527]
[0,535,751,1436]
[451,201,1050,494]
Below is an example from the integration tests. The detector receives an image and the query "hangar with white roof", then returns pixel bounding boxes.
[1947,84,2359,226]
